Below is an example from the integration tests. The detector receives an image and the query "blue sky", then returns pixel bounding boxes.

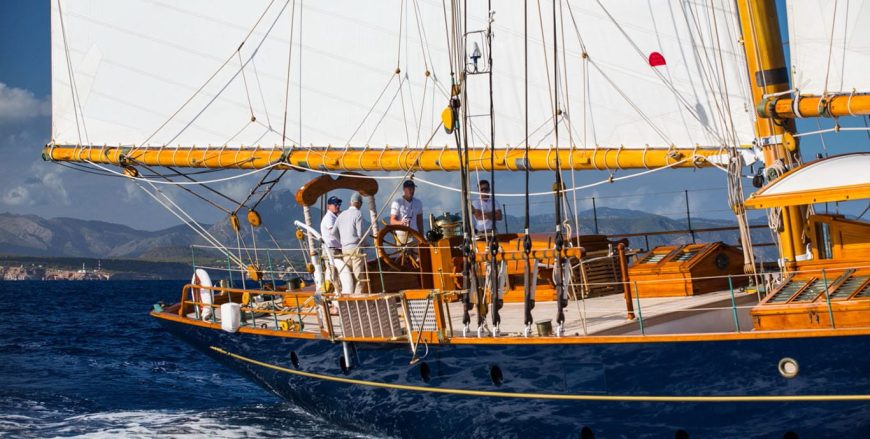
[0,1,866,231]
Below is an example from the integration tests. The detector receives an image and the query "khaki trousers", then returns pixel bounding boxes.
[340,245,367,295]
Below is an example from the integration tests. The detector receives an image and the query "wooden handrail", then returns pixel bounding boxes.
[181,283,323,298]
[607,224,767,239]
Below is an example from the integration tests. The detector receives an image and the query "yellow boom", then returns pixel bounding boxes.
[42,144,739,172]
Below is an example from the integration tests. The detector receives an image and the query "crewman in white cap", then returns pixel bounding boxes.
[320,196,342,290]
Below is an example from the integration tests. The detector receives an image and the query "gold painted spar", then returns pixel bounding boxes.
[758,94,870,119]
[42,144,737,172]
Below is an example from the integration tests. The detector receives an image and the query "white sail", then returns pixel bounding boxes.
[787,0,870,94]
[52,0,755,151]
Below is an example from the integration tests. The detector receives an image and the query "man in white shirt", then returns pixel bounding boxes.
[471,179,502,234]
[334,193,367,294]
[390,180,424,233]
[319,196,342,290]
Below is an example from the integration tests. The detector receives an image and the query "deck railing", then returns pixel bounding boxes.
[179,283,327,334]
[170,262,870,343]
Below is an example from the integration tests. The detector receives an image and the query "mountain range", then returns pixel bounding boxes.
[0,189,772,261]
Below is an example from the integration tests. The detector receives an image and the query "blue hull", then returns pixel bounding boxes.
[157,318,870,438]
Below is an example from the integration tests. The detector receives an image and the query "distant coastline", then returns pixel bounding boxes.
[0,256,192,281]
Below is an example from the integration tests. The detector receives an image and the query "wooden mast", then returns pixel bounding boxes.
[736,0,807,269]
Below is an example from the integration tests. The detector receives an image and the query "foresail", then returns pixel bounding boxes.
[787,0,870,95]
[51,0,755,153]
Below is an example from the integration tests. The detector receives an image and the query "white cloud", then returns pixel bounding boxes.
[217,180,253,203]
[1,186,31,206]
[1,164,69,207]
[0,83,50,123]
[121,180,143,203]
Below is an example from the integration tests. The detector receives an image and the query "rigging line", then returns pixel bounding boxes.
[221,120,255,149]
[56,0,88,146]
[441,0,455,74]
[251,57,273,129]
[522,0,534,332]
[134,180,245,268]
[679,2,730,143]
[699,2,743,149]
[159,0,293,149]
[51,161,125,178]
[259,224,298,272]
[552,0,566,331]
[414,157,691,197]
[558,0,582,243]
[133,160,244,210]
[252,119,299,145]
[791,126,870,138]
[54,160,241,179]
[524,0,530,232]
[413,75,431,148]
[135,0,281,150]
[709,3,743,151]
[243,169,290,212]
[281,0,297,150]
[535,0,556,114]
[562,3,600,145]
[594,0,724,144]
[837,0,848,91]
[816,118,829,156]
[365,77,409,146]
[411,0,432,72]
[511,110,558,147]
[397,0,405,69]
[398,73,413,148]
[80,159,282,186]
[822,0,840,98]
[486,0,500,330]
[587,60,674,146]
[237,51,256,121]
[132,169,230,214]
[343,75,398,147]
[682,1,733,149]
[720,5,753,111]
[298,0,303,151]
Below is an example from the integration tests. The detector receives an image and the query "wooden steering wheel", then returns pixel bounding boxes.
[375,224,426,271]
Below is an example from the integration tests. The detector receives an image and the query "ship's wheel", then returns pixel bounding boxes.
[375,224,425,271]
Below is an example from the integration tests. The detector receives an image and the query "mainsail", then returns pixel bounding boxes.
[787,0,870,94]
[50,0,755,171]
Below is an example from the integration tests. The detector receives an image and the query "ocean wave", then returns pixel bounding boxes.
[0,397,380,439]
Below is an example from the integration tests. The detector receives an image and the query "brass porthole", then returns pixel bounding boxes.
[778,357,799,378]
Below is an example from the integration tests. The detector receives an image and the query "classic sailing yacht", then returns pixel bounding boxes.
[45,0,870,437]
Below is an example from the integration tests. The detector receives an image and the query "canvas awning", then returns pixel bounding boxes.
[744,153,870,209]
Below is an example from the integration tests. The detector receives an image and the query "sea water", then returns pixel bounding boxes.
[0,281,376,438]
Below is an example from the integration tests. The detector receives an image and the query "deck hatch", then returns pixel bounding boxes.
[671,250,698,262]
[854,280,870,298]
[791,279,824,302]
[640,253,667,264]
[831,275,867,299]
[768,279,808,303]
